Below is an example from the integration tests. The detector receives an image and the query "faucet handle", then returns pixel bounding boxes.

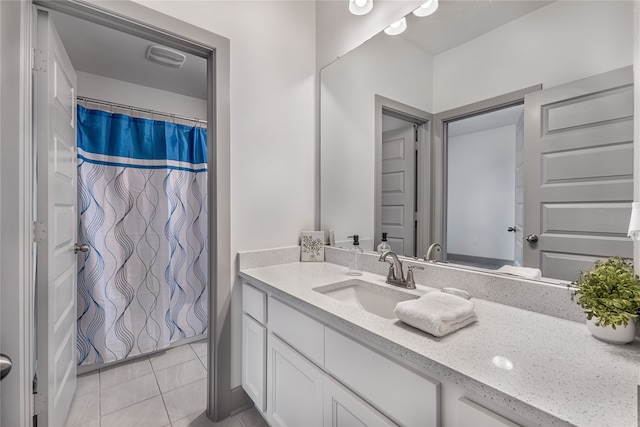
[405,265,424,289]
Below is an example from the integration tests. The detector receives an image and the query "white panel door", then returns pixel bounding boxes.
[381,126,415,256]
[34,8,78,427]
[524,67,633,280]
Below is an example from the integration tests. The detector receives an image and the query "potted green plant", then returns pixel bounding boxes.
[570,257,640,344]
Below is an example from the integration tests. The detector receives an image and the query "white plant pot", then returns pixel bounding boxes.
[586,316,637,344]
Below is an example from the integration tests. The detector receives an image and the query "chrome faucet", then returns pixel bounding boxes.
[424,243,442,262]
[379,250,423,289]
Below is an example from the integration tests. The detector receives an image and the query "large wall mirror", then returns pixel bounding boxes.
[320,0,634,282]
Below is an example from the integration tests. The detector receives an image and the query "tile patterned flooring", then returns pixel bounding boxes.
[64,341,268,427]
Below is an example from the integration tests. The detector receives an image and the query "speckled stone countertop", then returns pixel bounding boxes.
[239,261,640,427]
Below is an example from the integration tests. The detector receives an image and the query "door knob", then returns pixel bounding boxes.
[526,234,539,243]
[74,243,90,254]
[0,354,12,380]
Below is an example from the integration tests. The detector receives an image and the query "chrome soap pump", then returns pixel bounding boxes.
[347,235,363,276]
[377,232,391,254]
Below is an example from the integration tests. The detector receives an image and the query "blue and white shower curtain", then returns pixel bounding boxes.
[76,105,208,365]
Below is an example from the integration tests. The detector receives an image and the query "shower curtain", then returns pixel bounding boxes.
[76,105,208,365]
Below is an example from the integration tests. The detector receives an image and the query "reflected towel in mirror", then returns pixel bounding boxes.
[496,265,542,280]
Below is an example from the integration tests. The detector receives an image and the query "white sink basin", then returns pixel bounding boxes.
[313,279,419,319]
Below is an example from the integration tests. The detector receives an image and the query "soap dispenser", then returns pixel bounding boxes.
[377,232,391,254]
[347,235,363,276]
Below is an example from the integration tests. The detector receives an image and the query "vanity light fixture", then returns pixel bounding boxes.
[384,17,407,35]
[349,0,373,16]
[413,0,439,17]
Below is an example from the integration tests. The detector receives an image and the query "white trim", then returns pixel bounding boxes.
[1,0,232,424]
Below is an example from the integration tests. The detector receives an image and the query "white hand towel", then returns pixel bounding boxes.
[496,265,542,280]
[394,292,477,337]
[628,202,640,241]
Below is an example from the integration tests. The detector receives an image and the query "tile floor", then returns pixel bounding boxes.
[64,341,269,427]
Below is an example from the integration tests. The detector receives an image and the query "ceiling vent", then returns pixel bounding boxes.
[145,45,186,68]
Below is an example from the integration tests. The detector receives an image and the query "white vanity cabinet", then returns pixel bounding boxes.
[323,376,396,427]
[455,397,520,427]
[267,334,324,427]
[241,284,267,412]
[241,281,444,427]
[325,327,440,427]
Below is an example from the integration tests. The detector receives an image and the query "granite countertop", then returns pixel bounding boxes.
[239,261,640,427]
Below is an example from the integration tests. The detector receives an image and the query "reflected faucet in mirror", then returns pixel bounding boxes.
[424,243,442,263]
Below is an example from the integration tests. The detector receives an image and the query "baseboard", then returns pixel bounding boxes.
[229,385,253,416]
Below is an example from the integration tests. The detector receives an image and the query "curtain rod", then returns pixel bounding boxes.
[76,96,207,126]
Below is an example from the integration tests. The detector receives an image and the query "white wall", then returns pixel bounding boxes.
[77,71,207,120]
[433,1,634,112]
[447,125,516,261]
[321,33,432,244]
[132,0,316,390]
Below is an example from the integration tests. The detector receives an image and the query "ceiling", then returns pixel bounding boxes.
[397,0,553,56]
[49,10,207,100]
[48,1,552,102]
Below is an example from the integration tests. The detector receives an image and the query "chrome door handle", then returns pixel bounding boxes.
[74,243,90,254]
[526,234,539,243]
[0,354,12,380]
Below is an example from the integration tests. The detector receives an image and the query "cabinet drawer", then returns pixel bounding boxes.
[269,297,324,366]
[243,282,266,324]
[325,328,439,427]
[457,397,520,427]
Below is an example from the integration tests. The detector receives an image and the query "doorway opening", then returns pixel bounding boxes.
[20,1,231,425]
[444,103,524,269]
[375,96,431,259]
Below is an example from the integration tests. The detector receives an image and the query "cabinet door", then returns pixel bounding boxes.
[324,376,396,427]
[242,314,266,411]
[268,334,324,427]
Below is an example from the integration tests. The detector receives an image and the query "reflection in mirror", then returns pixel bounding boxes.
[381,113,421,258]
[320,1,634,282]
[446,104,524,270]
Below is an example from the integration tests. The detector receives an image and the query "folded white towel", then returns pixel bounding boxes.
[496,265,542,280]
[394,292,477,337]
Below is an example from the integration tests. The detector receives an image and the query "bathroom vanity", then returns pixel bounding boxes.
[238,248,640,427]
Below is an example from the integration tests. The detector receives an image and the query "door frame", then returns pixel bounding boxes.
[1,0,232,424]
[431,85,541,261]
[375,95,431,258]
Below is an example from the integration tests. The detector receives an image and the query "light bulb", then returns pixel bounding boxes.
[384,17,407,36]
[413,0,439,17]
[349,0,373,16]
